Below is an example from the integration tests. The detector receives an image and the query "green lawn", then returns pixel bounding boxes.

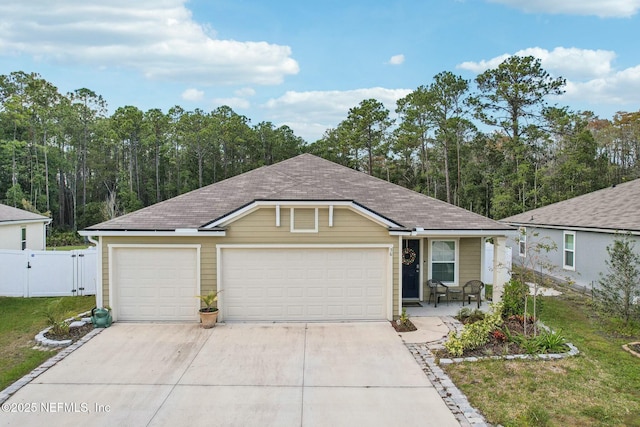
[443,291,640,426]
[0,296,95,392]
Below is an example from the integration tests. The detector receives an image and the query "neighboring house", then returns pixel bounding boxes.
[500,179,640,291]
[0,203,51,250]
[80,154,513,323]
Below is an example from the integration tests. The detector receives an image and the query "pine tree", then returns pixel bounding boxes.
[596,234,640,326]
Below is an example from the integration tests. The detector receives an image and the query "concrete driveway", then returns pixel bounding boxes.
[2,322,459,427]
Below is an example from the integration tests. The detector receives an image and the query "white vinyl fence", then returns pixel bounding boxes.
[0,248,96,297]
[483,241,512,284]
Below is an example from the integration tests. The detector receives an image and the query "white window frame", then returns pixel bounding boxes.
[429,239,458,285]
[563,231,576,271]
[518,227,527,257]
[21,227,27,250]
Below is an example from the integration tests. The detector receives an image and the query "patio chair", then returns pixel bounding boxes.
[463,280,484,308]
[427,279,449,307]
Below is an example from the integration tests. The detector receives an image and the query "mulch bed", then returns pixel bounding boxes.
[391,319,418,332]
[44,323,95,343]
[629,343,640,354]
[437,317,543,358]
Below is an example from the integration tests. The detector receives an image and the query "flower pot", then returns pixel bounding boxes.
[199,309,219,328]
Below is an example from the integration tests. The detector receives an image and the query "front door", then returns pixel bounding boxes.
[401,240,420,299]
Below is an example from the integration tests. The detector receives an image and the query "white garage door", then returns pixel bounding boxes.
[112,246,199,321]
[220,247,389,321]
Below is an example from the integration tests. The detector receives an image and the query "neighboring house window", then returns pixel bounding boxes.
[518,227,527,257]
[21,227,27,250]
[563,231,576,270]
[430,240,457,284]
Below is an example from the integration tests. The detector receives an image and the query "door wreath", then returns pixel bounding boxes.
[401,247,416,265]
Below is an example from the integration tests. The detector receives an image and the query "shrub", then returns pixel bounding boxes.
[501,279,529,318]
[445,303,503,357]
[455,307,485,324]
[40,300,72,337]
[48,229,85,247]
[534,330,567,353]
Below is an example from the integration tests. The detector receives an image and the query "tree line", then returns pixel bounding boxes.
[1,56,639,232]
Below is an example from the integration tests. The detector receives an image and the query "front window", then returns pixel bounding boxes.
[563,231,575,270]
[518,227,527,257]
[431,240,456,284]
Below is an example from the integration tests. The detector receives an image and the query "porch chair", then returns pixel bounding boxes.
[427,279,450,307]
[462,280,484,308]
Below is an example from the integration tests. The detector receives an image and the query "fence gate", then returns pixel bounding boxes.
[0,249,96,297]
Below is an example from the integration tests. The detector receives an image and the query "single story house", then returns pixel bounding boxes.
[0,203,51,250]
[500,179,640,291]
[80,154,512,323]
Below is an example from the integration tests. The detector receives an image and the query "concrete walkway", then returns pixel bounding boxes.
[1,322,460,427]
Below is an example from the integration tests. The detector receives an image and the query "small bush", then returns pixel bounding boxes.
[455,307,485,324]
[445,303,503,357]
[501,279,529,318]
[40,300,72,337]
[534,330,567,353]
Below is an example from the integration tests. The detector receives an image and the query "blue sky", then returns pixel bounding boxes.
[1,0,639,141]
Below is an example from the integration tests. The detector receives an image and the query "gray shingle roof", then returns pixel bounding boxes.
[500,178,640,232]
[85,154,510,232]
[0,203,49,223]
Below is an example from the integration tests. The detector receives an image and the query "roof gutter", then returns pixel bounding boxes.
[501,221,640,236]
[78,229,226,237]
[408,228,515,237]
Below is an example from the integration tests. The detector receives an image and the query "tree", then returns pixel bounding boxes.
[596,234,640,326]
[425,71,474,204]
[343,99,392,176]
[473,56,566,217]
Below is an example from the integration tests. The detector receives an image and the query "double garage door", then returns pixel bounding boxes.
[220,247,390,321]
[111,245,390,322]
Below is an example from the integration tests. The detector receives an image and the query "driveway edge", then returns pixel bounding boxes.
[0,328,103,405]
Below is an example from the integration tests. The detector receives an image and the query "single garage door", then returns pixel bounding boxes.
[112,246,200,321]
[220,247,390,321]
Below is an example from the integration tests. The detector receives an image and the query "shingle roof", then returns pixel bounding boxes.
[0,203,49,223]
[500,178,640,232]
[85,154,510,232]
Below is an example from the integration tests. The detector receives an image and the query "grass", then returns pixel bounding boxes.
[0,296,95,392]
[443,291,640,426]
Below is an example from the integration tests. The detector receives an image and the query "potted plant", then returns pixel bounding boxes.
[197,291,221,328]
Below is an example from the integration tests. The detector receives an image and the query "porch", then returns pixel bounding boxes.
[400,236,510,311]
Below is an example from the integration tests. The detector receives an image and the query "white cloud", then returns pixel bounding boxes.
[263,87,412,141]
[181,88,204,101]
[458,47,616,80]
[212,97,251,109]
[388,54,405,65]
[487,0,640,18]
[235,87,256,97]
[0,0,299,85]
[457,47,640,113]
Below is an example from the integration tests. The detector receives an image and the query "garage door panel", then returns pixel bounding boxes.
[113,247,199,322]
[221,247,388,321]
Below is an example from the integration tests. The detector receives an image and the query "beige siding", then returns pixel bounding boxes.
[99,206,400,316]
[421,237,483,300]
[459,237,482,285]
